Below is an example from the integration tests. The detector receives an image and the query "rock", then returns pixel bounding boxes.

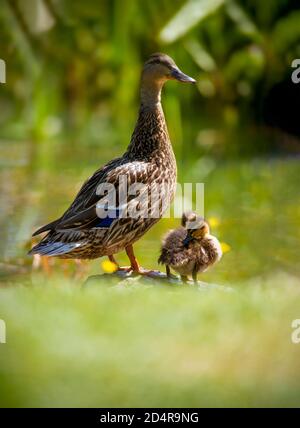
[83,270,233,292]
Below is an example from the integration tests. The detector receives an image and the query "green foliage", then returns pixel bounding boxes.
[0,0,299,155]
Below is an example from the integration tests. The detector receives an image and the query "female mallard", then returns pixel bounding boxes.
[158,212,222,282]
[29,53,196,274]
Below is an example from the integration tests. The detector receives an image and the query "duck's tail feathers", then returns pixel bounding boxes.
[32,219,60,237]
[28,241,82,257]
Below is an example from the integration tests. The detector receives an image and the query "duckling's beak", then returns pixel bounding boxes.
[171,67,196,83]
[183,234,193,247]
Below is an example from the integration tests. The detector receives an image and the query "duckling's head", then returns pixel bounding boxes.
[182,212,210,246]
[141,53,196,106]
[181,211,198,228]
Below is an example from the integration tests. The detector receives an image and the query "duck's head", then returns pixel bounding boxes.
[182,212,210,247]
[141,53,196,105]
[143,53,196,84]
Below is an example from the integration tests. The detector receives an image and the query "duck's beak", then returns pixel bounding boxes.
[171,67,196,83]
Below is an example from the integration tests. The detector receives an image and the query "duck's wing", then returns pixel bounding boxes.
[32,157,123,236]
[36,157,157,234]
[62,158,124,218]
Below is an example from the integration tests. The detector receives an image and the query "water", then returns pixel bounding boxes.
[0,138,299,286]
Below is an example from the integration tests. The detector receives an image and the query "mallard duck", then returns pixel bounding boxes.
[29,53,196,274]
[158,212,222,282]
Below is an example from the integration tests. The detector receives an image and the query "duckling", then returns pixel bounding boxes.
[158,212,222,283]
[28,53,196,275]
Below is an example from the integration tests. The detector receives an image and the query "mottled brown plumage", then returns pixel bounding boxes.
[29,54,196,273]
[158,212,222,282]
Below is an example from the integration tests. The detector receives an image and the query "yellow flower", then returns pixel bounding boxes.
[208,216,220,228]
[101,259,118,273]
[220,242,231,253]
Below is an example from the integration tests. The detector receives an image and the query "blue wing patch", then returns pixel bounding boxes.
[95,217,115,228]
[95,207,122,228]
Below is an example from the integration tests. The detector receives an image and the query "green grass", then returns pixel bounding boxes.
[0,273,300,408]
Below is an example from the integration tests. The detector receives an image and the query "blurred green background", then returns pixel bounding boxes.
[0,0,300,408]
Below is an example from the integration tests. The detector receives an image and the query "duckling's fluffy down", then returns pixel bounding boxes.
[158,227,199,267]
[158,226,222,277]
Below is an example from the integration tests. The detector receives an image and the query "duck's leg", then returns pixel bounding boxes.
[125,244,140,272]
[109,254,133,272]
[108,252,135,273]
[181,275,188,283]
[108,255,120,269]
[125,244,163,277]
[108,254,136,273]
[107,252,135,274]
